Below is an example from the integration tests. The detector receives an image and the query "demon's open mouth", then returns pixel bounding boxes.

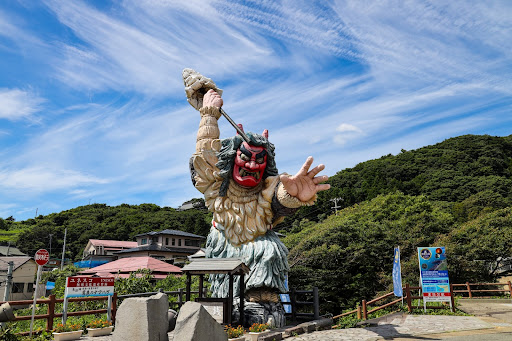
[239,168,260,179]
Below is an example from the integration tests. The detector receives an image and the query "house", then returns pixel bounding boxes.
[82,239,138,263]
[0,245,27,257]
[115,229,205,263]
[0,257,37,300]
[79,256,182,279]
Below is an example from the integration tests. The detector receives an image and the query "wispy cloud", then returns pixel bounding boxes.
[0,88,45,121]
[1,0,511,219]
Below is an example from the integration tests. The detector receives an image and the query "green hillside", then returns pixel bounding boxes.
[1,134,511,315]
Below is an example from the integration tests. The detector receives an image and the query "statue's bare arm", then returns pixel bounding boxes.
[194,90,223,153]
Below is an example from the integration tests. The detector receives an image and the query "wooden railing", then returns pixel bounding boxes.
[452,281,512,298]
[0,293,117,336]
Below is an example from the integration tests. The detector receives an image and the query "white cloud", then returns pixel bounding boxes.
[0,166,109,192]
[0,88,45,121]
[336,123,362,133]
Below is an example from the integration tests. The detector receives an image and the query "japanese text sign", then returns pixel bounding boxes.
[65,276,115,297]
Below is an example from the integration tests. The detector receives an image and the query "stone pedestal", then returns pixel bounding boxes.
[232,298,286,328]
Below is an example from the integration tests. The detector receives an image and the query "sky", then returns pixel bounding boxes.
[0,0,511,221]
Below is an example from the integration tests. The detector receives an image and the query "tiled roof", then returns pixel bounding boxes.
[134,229,205,239]
[79,256,182,275]
[0,246,27,256]
[0,256,34,271]
[89,239,138,248]
[114,244,173,253]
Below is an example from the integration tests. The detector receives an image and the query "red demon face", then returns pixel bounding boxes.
[233,142,267,187]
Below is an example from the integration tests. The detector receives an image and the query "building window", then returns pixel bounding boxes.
[165,238,169,246]
[178,239,182,246]
[12,283,24,293]
[172,238,175,246]
[185,240,200,247]
[27,283,35,292]
[141,238,147,245]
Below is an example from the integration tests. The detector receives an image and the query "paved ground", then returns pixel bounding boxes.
[80,299,512,340]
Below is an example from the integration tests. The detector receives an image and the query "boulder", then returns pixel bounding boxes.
[174,301,227,341]
[113,293,169,341]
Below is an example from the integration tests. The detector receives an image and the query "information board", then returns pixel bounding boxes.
[417,247,451,303]
[65,276,115,298]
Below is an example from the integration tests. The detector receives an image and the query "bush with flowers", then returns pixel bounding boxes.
[248,323,268,333]
[225,324,245,338]
[86,319,112,329]
[53,323,82,333]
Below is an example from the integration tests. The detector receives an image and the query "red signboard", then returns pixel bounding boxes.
[65,276,115,297]
[423,292,451,297]
[34,249,49,266]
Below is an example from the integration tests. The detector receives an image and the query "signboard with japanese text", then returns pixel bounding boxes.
[65,276,115,298]
[417,247,451,303]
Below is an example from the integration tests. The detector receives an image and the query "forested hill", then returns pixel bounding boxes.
[306,134,512,223]
[4,203,211,261]
[283,134,512,314]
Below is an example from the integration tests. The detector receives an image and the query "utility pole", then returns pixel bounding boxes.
[3,261,14,301]
[330,197,343,216]
[6,241,10,257]
[48,234,53,258]
[61,227,67,270]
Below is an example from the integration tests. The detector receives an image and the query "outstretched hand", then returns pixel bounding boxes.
[280,156,330,202]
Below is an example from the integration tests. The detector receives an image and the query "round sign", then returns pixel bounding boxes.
[34,249,50,266]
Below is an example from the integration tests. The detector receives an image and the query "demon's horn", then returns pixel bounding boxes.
[237,124,245,133]
[182,68,250,143]
[262,129,268,139]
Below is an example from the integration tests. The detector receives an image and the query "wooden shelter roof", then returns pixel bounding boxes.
[181,258,250,275]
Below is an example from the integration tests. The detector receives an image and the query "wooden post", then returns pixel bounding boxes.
[507,281,512,297]
[185,273,191,302]
[450,284,456,312]
[239,274,245,327]
[112,293,118,325]
[357,306,362,319]
[405,284,412,313]
[178,288,184,309]
[198,275,204,298]
[313,287,320,320]
[228,274,234,325]
[290,287,297,322]
[466,282,472,298]
[46,294,56,332]
[362,299,367,320]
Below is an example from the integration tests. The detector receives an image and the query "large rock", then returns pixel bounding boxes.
[113,293,169,341]
[174,301,227,341]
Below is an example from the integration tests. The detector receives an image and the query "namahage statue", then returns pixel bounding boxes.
[183,69,330,326]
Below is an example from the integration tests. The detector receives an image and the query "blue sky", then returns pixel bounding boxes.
[1,0,511,221]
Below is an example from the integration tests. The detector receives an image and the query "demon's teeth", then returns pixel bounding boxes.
[255,173,260,179]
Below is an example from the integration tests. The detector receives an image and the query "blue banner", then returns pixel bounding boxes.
[392,247,403,297]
